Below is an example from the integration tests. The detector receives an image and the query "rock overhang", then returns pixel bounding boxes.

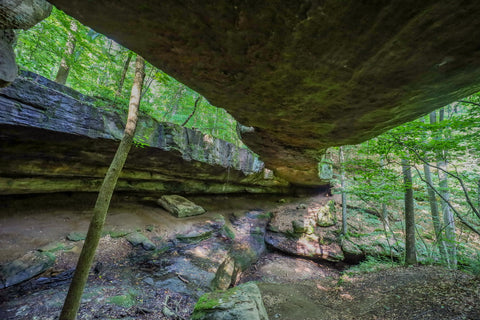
[44,1,480,185]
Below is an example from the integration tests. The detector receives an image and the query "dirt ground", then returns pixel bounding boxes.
[259,266,480,320]
[2,193,480,320]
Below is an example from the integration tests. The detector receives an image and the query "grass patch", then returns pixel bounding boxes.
[107,290,138,308]
[344,256,400,275]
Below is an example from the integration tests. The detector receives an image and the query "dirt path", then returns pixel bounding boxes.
[258,266,480,320]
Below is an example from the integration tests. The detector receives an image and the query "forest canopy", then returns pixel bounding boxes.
[14,7,245,147]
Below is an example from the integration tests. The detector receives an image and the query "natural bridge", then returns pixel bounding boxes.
[5,1,480,186]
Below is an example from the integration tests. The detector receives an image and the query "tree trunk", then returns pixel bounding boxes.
[115,51,132,98]
[59,56,145,320]
[437,108,457,268]
[402,158,417,266]
[423,163,448,263]
[182,96,202,126]
[339,146,348,235]
[424,111,448,264]
[379,157,389,227]
[55,20,78,85]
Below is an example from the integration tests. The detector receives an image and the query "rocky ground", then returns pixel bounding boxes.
[1,192,480,319]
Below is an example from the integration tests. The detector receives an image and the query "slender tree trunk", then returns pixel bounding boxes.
[424,112,448,264]
[55,20,78,85]
[115,51,132,98]
[437,108,457,268]
[423,163,448,263]
[59,56,145,320]
[402,158,417,266]
[477,179,480,212]
[182,96,202,126]
[379,158,389,227]
[339,146,348,235]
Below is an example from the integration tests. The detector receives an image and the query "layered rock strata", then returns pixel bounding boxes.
[0,71,290,195]
[0,0,51,86]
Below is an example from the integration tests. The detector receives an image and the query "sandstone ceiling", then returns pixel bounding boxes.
[48,0,480,186]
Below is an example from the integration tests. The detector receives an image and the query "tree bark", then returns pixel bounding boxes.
[436,108,457,268]
[339,146,348,235]
[182,95,202,126]
[59,55,145,320]
[424,112,448,264]
[55,20,78,85]
[423,163,448,262]
[402,158,417,266]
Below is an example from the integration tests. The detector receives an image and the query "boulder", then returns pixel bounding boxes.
[292,219,314,234]
[211,210,270,290]
[0,251,55,288]
[265,232,344,262]
[312,200,337,227]
[157,195,206,218]
[126,232,156,250]
[176,229,214,244]
[66,231,86,241]
[192,282,269,320]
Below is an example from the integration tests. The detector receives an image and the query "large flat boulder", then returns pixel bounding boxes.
[0,251,55,288]
[157,195,206,218]
[49,1,480,185]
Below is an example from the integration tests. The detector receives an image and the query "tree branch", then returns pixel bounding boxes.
[411,164,480,236]
[182,96,201,126]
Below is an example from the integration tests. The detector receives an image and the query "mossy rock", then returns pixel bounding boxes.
[192,282,268,320]
[126,232,156,250]
[176,230,213,244]
[292,219,314,234]
[107,293,137,308]
[66,231,86,241]
[316,200,337,227]
[38,241,71,253]
[0,251,55,288]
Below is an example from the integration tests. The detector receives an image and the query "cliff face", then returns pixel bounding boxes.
[0,71,291,195]
[47,1,480,185]
[0,0,51,86]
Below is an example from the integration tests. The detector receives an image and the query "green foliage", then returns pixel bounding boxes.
[345,256,400,275]
[107,290,138,308]
[15,7,245,147]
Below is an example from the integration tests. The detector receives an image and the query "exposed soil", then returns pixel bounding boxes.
[259,266,480,320]
[1,192,480,320]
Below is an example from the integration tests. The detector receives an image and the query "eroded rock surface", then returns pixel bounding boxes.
[0,0,51,86]
[0,251,55,288]
[192,282,269,320]
[0,71,290,195]
[48,1,480,185]
[265,196,402,263]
